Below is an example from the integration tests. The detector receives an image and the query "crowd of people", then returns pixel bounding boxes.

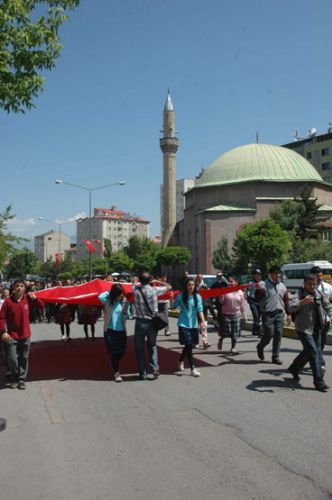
[0,265,331,392]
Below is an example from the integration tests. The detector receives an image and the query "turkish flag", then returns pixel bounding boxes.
[94,239,103,253]
[35,280,250,306]
[84,240,96,253]
[55,253,62,268]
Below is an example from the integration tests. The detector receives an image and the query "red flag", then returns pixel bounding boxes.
[94,239,103,253]
[55,253,61,268]
[84,240,96,253]
[35,280,250,307]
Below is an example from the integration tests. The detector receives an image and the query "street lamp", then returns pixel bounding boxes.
[54,179,125,280]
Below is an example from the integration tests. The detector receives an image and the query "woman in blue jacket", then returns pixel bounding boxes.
[173,278,205,377]
[98,284,128,382]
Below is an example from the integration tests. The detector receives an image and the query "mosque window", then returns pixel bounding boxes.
[322,162,331,170]
[306,152,312,159]
[322,148,330,156]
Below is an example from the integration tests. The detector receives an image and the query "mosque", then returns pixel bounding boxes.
[160,93,332,273]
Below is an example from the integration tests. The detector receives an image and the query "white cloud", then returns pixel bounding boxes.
[6,217,36,234]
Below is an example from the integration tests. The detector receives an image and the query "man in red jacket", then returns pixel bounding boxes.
[0,280,44,389]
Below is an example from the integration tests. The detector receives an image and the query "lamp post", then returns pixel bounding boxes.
[54,179,125,280]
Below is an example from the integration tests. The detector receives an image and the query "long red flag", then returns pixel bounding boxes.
[35,279,250,306]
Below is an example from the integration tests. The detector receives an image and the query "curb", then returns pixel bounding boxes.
[168,310,332,345]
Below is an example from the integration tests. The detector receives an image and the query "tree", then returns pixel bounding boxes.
[5,247,39,278]
[108,253,134,273]
[0,0,79,113]
[232,219,291,274]
[270,186,327,261]
[103,238,112,259]
[157,246,191,283]
[125,236,159,260]
[157,246,191,267]
[134,253,158,274]
[212,237,234,275]
[0,205,26,273]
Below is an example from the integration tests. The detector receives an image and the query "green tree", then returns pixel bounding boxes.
[5,247,39,278]
[270,186,327,261]
[125,236,159,260]
[103,238,112,259]
[134,253,158,274]
[108,252,134,273]
[233,219,291,274]
[212,237,234,275]
[91,256,108,277]
[0,205,27,274]
[0,0,79,113]
[157,246,191,283]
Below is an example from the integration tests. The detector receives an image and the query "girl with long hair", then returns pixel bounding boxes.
[98,284,128,382]
[173,278,205,377]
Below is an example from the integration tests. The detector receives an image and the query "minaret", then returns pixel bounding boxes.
[160,91,179,247]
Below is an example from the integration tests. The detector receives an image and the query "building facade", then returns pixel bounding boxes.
[283,128,332,183]
[34,230,71,262]
[170,143,332,273]
[76,207,149,260]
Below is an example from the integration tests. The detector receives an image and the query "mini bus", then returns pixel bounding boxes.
[281,261,332,291]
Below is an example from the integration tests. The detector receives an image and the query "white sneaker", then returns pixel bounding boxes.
[114,372,123,382]
[191,368,200,377]
[230,348,239,355]
[61,334,66,340]
[178,361,185,371]
[164,330,171,336]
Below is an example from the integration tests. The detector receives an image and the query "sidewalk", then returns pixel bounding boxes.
[168,309,332,345]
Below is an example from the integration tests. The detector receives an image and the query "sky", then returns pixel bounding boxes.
[2,0,332,242]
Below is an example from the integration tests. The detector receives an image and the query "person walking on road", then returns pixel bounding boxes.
[78,304,100,340]
[55,303,72,342]
[157,273,172,337]
[310,265,332,362]
[98,284,128,383]
[133,272,171,380]
[218,276,246,354]
[256,266,291,365]
[246,269,263,337]
[0,279,44,389]
[288,274,331,392]
[173,277,205,377]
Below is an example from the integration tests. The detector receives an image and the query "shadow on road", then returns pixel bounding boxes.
[246,378,310,393]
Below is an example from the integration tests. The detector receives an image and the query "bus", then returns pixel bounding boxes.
[281,261,332,291]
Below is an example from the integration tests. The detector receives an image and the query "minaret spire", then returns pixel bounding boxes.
[160,90,179,247]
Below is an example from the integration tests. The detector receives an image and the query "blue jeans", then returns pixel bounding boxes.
[134,318,159,378]
[6,338,30,382]
[289,330,324,384]
[249,301,261,335]
[258,311,284,360]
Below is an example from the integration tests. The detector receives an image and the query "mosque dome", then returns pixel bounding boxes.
[196,143,323,188]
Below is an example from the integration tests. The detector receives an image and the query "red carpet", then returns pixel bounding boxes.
[28,335,211,381]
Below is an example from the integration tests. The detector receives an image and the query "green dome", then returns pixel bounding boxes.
[196,143,323,187]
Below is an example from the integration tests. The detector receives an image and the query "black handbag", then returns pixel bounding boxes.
[138,288,169,331]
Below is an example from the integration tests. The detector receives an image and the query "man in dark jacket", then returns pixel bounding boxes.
[0,280,44,389]
[288,274,331,392]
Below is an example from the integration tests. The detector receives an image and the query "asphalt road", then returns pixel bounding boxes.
[0,318,331,500]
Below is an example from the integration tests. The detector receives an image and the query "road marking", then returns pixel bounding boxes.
[39,380,63,424]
